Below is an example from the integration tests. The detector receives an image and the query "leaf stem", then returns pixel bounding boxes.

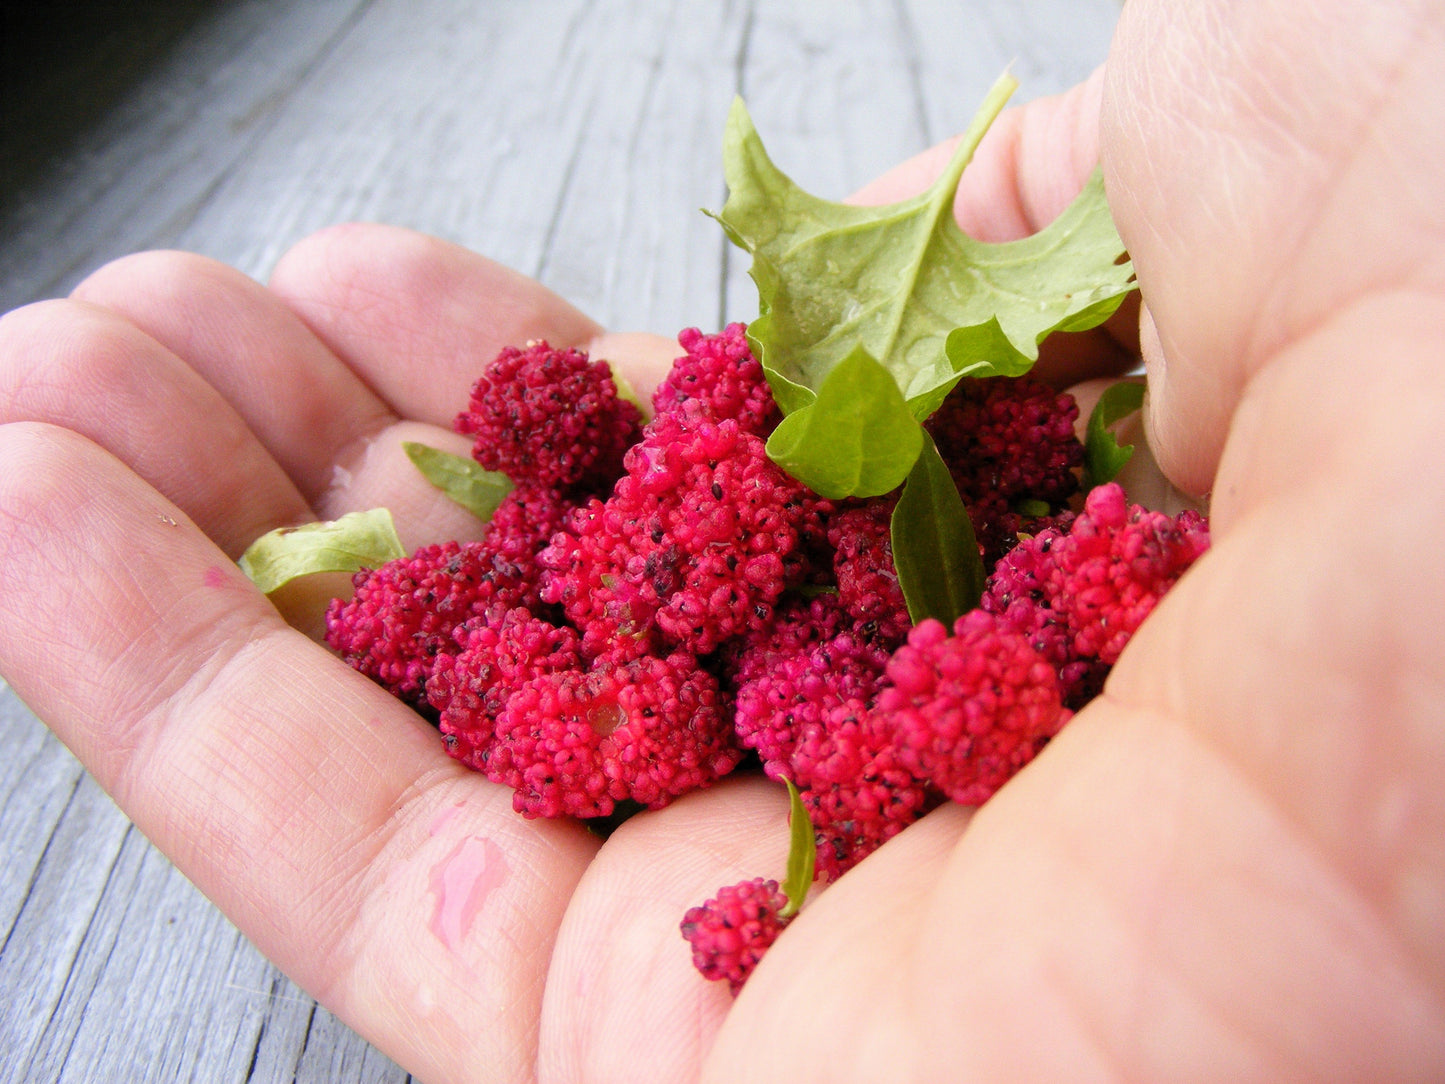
[936,71,1020,198]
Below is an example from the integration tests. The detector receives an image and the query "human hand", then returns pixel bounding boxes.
[2,1,1443,1081]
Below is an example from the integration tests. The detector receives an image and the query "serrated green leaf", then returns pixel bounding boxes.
[939,171,1137,380]
[891,439,984,626]
[713,73,1136,496]
[239,508,405,595]
[780,778,815,919]
[1083,379,1146,489]
[764,345,924,498]
[403,441,514,521]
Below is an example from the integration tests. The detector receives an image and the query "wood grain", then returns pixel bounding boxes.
[0,1,1119,1079]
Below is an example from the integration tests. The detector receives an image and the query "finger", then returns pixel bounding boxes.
[1100,0,1445,495]
[1067,376,1205,517]
[0,296,484,582]
[0,421,599,1084]
[71,250,397,508]
[581,330,686,405]
[1128,292,1445,981]
[539,776,791,1084]
[52,249,500,560]
[849,66,1138,388]
[708,683,1444,1081]
[269,223,606,425]
[0,299,310,558]
[266,421,493,642]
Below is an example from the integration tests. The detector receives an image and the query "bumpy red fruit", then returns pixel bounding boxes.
[325,541,511,707]
[325,483,579,708]
[427,607,584,768]
[474,482,581,611]
[680,877,791,993]
[875,611,1070,806]
[455,340,642,490]
[540,402,828,655]
[487,650,741,818]
[927,375,1084,562]
[729,592,897,780]
[982,482,1211,706]
[651,323,780,435]
[827,498,911,642]
[793,700,935,881]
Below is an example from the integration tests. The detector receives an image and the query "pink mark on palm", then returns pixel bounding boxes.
[429,835,507,951]
[203,565,234,588]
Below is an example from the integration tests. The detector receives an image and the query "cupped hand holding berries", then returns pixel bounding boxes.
[2,1,1443,1081]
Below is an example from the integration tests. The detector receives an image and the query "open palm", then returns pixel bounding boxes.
[1,1,1442,1080]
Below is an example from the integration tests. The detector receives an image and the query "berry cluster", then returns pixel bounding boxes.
[322,325,1210,993]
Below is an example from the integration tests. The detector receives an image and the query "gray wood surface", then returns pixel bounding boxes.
[0,1,1119,1079]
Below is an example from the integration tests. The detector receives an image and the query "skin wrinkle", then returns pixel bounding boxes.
[0,305,100,419]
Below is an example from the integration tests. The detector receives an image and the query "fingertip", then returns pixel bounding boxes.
[953,66,1106,244]
[269,224,605,424]
[71,247,229,307]
[847,67,1105,246]
[267,221,398,302]
[1137,301,1224,500]
[583,330,681,403]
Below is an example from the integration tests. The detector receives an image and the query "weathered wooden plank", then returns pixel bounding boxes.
[0,0,372,311]
[0,754,134,1083]
[0,689,91,942]
[239,970,411,1083]
[0,717,401,1083]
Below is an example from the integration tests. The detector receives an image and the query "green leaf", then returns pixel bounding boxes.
[890,439,984,626]
[780,778,815,919]
[238,508,406,594]
[1083,379,1146,489]
[940,171,1138,380]
[713,73,1136,496]
[764,345,924,498]
[403,441,514,521]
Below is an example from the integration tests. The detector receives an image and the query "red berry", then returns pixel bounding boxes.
[680,877,791,993]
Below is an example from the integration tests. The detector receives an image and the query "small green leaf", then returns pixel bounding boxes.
[1083,379,1146,489]
[403,441,514,522]
[891,438,984,626]
[239,508,406,594]
[780,778,815,919]
[764,345,924,498]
